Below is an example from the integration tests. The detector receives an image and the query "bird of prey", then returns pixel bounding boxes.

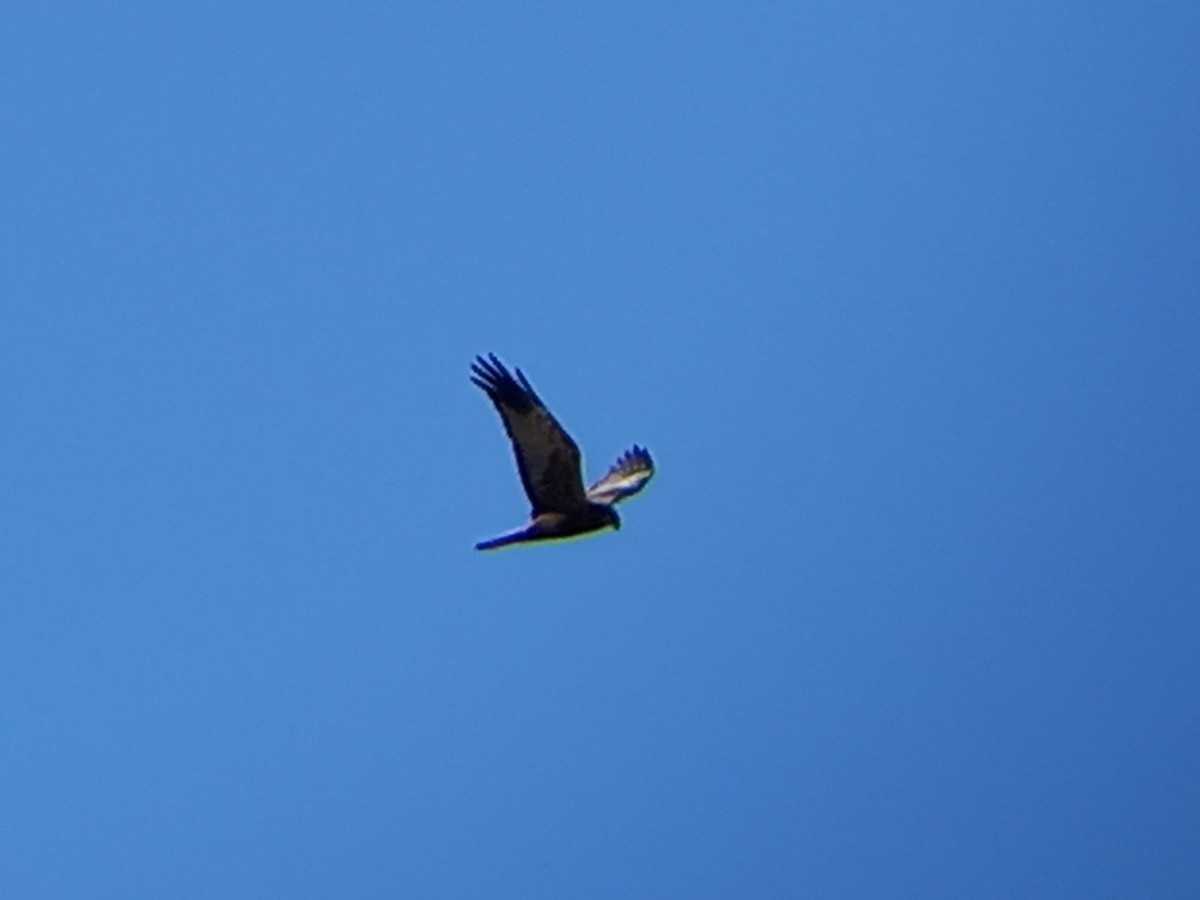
[470,354,654,551]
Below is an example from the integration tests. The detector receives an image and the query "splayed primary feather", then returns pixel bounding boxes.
[586,445,655,505]
[471,354,655,551]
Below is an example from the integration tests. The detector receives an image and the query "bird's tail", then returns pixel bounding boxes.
[475,528,533,551]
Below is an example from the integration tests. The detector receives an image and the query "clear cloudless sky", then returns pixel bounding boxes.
[3,3,1198,897]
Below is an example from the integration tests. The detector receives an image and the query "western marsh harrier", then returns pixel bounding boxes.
[471,354,654,551]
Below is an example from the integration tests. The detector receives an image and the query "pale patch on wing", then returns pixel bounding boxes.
[587,445,654,505]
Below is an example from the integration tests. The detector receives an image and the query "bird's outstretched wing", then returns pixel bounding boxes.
[470,354,588,515]
[586,445,655,506]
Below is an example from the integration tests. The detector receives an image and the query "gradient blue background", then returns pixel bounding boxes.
[4,3,1198,897]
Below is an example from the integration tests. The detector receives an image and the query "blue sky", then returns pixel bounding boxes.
[3,3,1198,897]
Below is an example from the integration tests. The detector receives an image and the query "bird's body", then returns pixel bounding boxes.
[473,507,616,551]
[470,354,654,551]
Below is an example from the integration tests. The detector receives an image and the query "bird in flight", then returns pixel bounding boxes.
[470,354,654,551]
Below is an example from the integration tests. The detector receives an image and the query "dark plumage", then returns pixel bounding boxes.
[471,354,654,550]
